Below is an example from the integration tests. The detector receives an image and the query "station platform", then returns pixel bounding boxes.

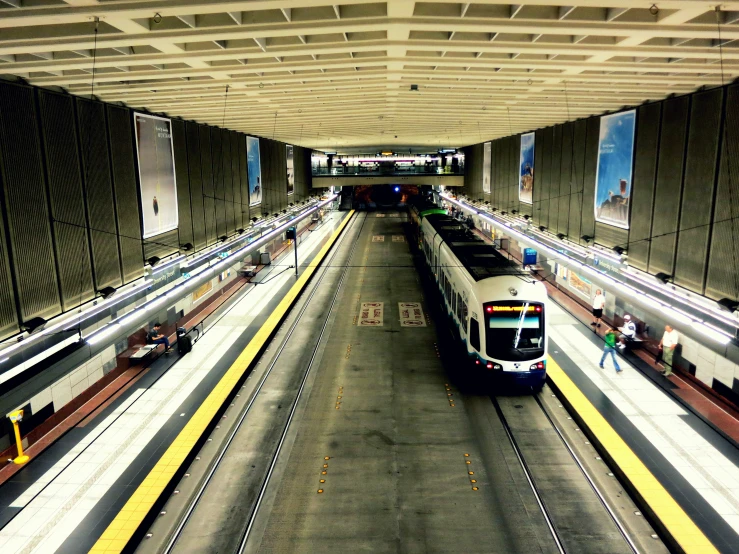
[0,210,347,554]
[0,209,736,554]
[546,299,739,553]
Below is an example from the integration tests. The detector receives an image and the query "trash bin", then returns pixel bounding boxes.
[260,252,271,265]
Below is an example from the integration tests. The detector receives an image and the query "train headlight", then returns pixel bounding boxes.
[530,361,545,370]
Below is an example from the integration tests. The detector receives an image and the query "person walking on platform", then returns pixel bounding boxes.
[659,325,679,377]
[599,328,622,373]
[591,289,605,329]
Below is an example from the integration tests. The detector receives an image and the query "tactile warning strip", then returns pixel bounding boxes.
[88,211,356,554]
[547,356,718,554]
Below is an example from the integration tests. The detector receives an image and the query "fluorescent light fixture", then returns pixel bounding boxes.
[0,278,149,360]
[117,312,144,328]
[0,334,82,387]
[640,295,664,310]
[661,306,694,326]
[86,324,122,346]
[691,322,732,345]
[443,193,739,341]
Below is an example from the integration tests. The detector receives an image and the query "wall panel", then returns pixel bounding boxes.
[0,83,61,322]
[199,126,216,245]
[569,120,587,244]
[509,135,520,213]
[77,98,122,290]
[171,119,193,250]
[674,88,723,292]
[580,116,600,241]
[108,105,145,283]
[0,192,16,339]
[549,125,563,234]
[186,122,206,250]
[532,130,545,227]
[628,102,662,270]
[221,129,235,236]
[558,123,574,236]
[489,141,499,207]
[706,84,739,301]
[210,128,226,238]
[229,131,242,230]
[238,134,250,222]
[37,90,95,311]
[648,96,690,277]
[540,126,554,229]
[293,145,310,201]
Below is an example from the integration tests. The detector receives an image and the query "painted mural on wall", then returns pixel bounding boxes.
[594,110,636,229]
[482,141,491,194]
[568,271,593,299]
[286,144,294,195]
[246,136,262,206]
[134,113,178,238]
[519,133,534,204]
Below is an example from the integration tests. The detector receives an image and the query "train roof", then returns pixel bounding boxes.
[408,196,444,215]
[425,214,528,282]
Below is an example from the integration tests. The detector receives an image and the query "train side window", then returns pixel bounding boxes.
[470,318,480,351]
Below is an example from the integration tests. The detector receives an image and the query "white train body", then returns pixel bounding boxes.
[419,214,548,388]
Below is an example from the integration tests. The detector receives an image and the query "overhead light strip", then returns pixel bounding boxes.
[443,194,734,345]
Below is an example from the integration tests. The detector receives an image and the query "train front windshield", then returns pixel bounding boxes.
[484,301,545,362]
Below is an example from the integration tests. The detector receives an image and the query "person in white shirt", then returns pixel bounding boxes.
[659,325,679,376]
[591,289,605,329]
[618,314,637,350]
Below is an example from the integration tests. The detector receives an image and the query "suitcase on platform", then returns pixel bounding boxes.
[178,334,192,355]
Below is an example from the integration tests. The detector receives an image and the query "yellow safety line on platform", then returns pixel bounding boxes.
[546,356,717,554]
[89,210,355,554]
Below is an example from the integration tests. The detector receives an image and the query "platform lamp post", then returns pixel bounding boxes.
[286,226,298,276]
[8,409,29,464]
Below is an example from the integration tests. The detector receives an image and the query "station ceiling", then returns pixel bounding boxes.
[0,1,738,150]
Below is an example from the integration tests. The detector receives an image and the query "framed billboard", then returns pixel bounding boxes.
[594,110,636,229]
[482,141,491,194]
[246,136,262,206]
[519,132,534,204]
[287,144,294,195]
[133,113,178,239]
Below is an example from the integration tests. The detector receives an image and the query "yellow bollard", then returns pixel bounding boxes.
[8,409,29,465]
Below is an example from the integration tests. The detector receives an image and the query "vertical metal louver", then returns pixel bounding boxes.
[76,98,122,290]
[38,89,95,311]
[0,82,61,323]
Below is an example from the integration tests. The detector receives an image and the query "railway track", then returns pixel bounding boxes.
[490,391,641,554]
[160,212,367,554]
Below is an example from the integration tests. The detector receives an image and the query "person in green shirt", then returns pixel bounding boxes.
[599,328,622,373]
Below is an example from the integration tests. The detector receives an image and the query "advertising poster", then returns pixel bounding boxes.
[482,141,491,194]
[594,110,636,229]
[246,136,262,206]
[568,272,593,299]
[519,132,534,204]
[286,144,294,195]
[133,113,178,238]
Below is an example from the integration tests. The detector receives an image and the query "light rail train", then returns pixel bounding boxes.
[418,212,548,390]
